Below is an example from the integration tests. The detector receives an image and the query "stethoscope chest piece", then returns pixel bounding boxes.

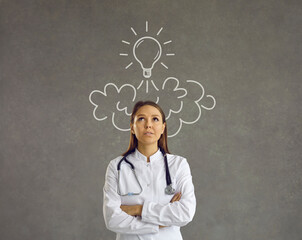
[165,184,176,195]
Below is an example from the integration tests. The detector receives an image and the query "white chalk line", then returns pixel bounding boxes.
[167,79,216,137]
[166,101,183,120]
[116,101,131,116]
[90,78,216,138]
[146,80,149,93]
[125,62,133,69]
[186,80,216,110]
[162,77,187,99]
[157,27,163,35]
[161,62,168,69]
[89,83,137,122]
[168,120,182,138]
[201,95,216,110]
[131,27,137,36]
[137,80,144,89]
[186,80,205,101]
[161,77,187,122]
[151,80,159,91]
[89,90,108,121]
[112,112,130,131]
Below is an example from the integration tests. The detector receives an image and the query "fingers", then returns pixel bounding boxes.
[170,192,182,203]
[175,192,181,201]
[120,205,143,217]
[171,192,181,202]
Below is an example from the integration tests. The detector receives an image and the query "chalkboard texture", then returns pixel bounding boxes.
[1,0,301,240]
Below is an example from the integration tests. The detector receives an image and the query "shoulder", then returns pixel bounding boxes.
[166,153,189,167]
[166,153,186,161]
[107,155,123,168]
[105,156,124,173]
[166,154,193,177]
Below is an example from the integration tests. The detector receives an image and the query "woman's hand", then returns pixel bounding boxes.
[120,192,182,228]
[170,192,182,203]
[120,205,143,217]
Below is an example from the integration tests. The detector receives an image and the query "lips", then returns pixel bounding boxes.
[144,132,153,135]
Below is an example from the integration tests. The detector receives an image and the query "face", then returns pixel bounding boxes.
[131,105,166,148]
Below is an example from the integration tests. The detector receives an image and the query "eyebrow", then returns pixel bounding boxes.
[137,114,161,117]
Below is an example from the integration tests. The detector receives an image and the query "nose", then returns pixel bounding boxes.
[145,119,152,128]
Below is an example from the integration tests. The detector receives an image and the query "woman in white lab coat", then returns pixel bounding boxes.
[103,101,196,240]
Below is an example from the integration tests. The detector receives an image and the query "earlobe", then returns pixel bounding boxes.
[162,123,166,134]
[130,125,135,135]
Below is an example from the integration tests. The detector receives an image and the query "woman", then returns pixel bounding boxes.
[103,101,196,240]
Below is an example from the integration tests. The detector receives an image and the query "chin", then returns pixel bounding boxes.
[139,139,158,146]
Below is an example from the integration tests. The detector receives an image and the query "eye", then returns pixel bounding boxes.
[153,117,159,122]
[138,117,145,121]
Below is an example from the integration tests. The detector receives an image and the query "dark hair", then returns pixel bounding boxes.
[122,101,170,156]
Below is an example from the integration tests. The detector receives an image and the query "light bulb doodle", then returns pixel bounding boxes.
[89,21,216,137]
[120,21,175,87]
[133,36,162,78]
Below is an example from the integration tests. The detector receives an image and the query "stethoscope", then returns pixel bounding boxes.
[117,148,176,196]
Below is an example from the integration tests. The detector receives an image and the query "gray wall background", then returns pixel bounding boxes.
[1,0,301,239]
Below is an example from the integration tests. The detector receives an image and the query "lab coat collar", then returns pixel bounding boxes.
[133,148,163,162]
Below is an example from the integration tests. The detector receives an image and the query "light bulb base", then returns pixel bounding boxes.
[143,69,152,78]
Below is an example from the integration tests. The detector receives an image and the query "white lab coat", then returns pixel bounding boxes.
[103,148,196,240]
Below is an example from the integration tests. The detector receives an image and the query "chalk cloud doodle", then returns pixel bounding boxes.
[89,21,216,137]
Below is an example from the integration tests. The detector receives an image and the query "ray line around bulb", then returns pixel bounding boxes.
[146,21,148,32]
[157,27,163,35]
[164,40,172,45]
[161,62,168,69]
[122,40,130,45]
[131,27,137,36]
[166,53,175,56]
[137,80,144,89]
[151,80,159,91]
[146,80,149,93]
[119,53,128,56]
[125,62,133,69]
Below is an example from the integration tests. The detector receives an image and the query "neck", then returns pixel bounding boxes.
[137,143,158,162]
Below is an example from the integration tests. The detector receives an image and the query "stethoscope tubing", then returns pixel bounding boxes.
[117,148,175,196]
[117,167,143,196]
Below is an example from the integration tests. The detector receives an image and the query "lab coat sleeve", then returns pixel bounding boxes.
[141,158,196,227]
[103,160,159,234]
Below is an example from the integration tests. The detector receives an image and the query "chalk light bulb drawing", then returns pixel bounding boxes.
[133,36,162,78]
